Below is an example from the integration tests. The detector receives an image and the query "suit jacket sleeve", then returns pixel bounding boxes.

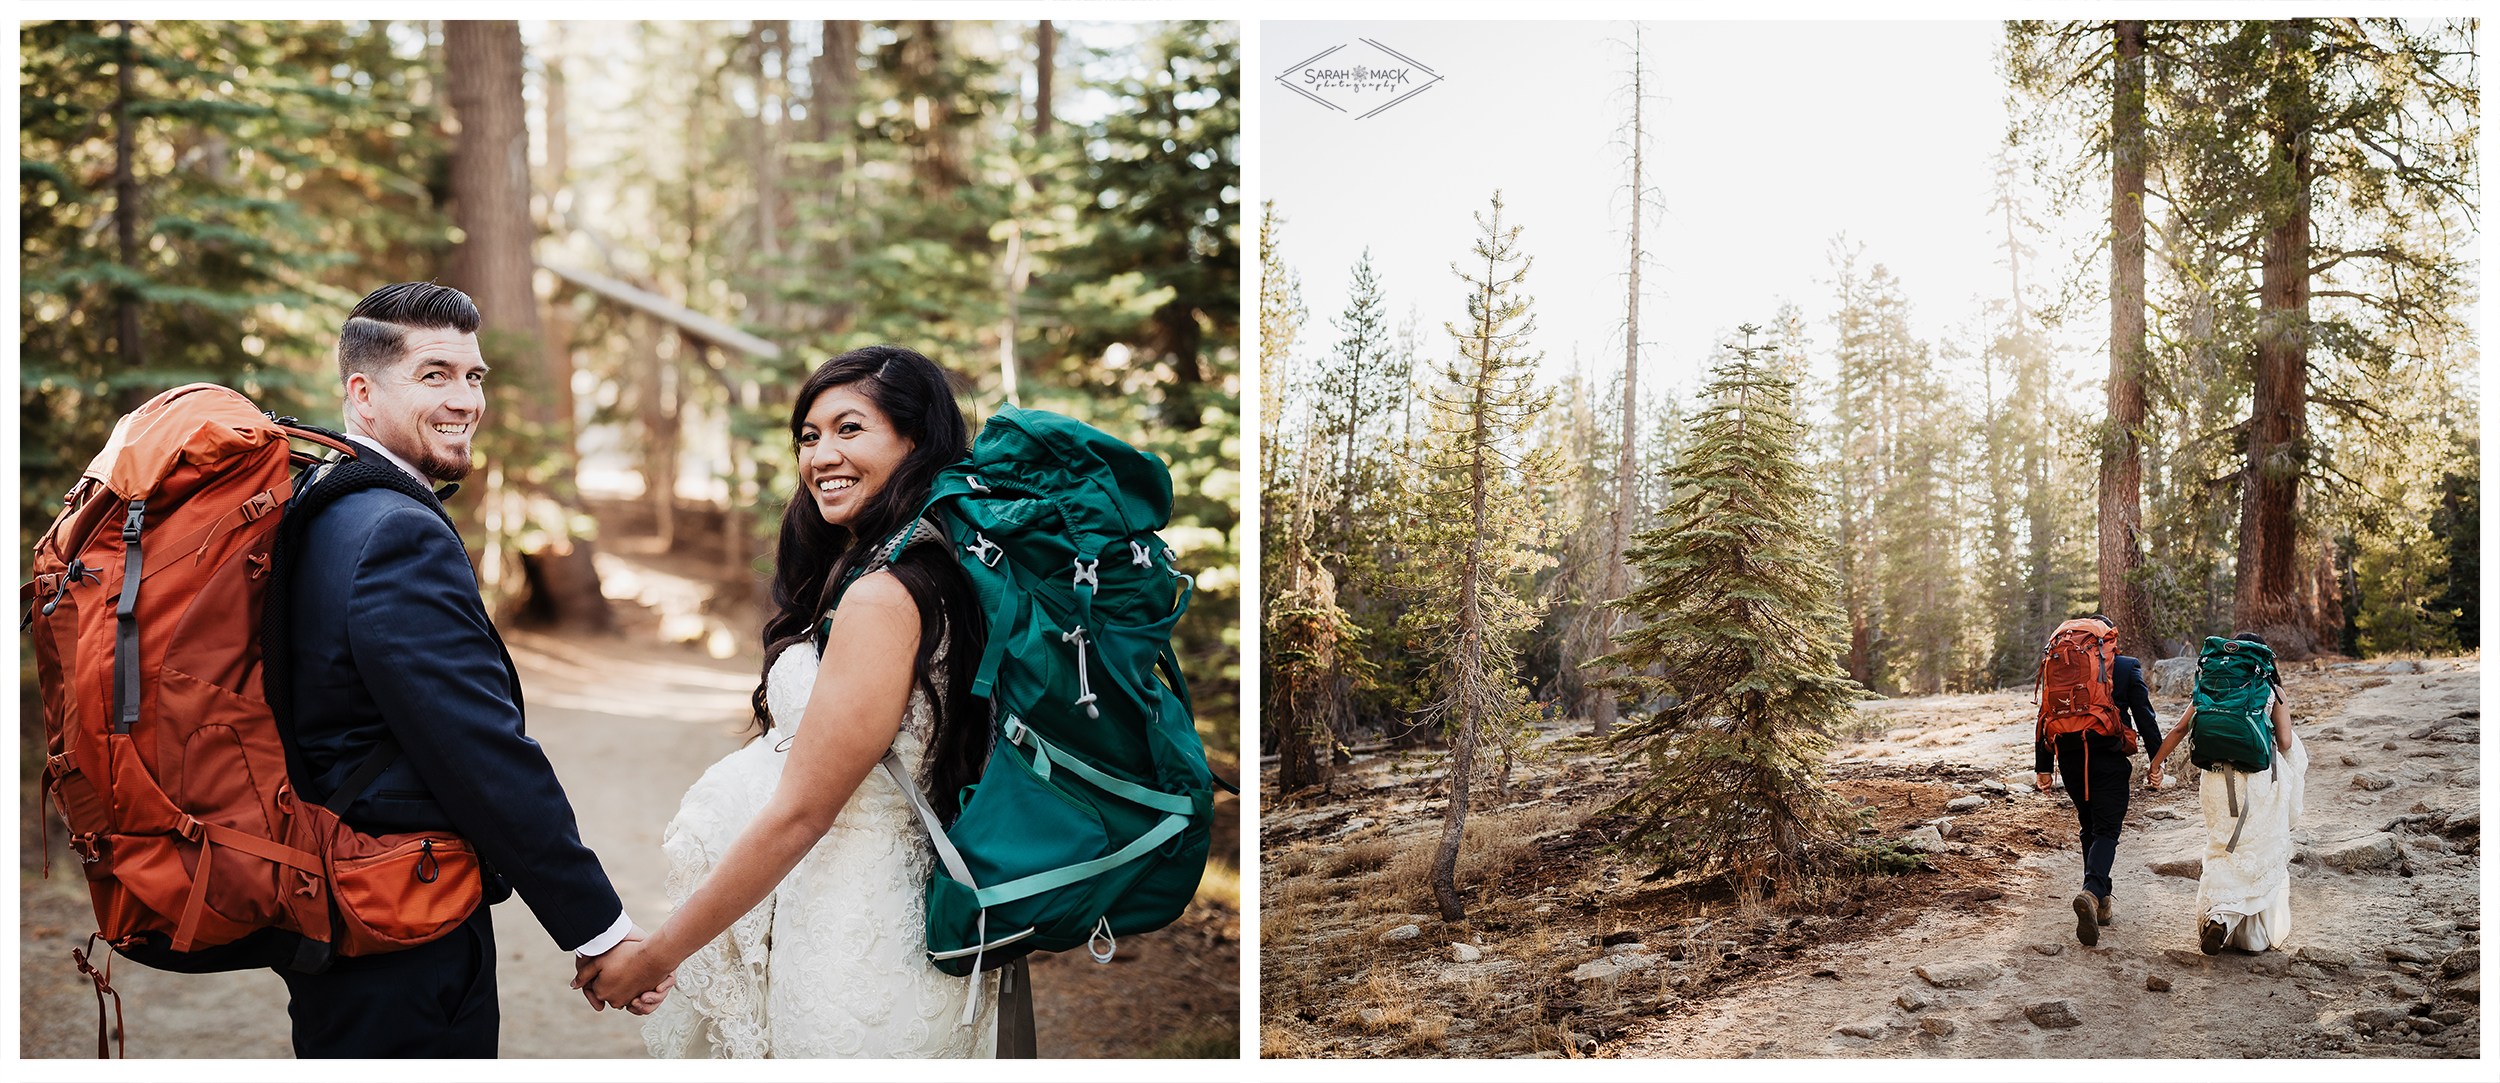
[345,504,624,951]
[2114,656,2162,758]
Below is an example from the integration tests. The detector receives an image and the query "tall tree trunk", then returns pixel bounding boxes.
[640,319,678,549]
[113,21,146,411]
[2236,20,2316,658]
[1277,426,1335,796]
[1033,21,1056,139]
[751,21,787,330]
[445,20,607,630]
[813,22,860,335]
[540,27,578,440]
[1594,26,1647,737]
[2099,20,2155,660]
[445,21,547,406]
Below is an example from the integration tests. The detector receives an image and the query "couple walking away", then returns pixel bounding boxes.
[2036,616,2307,956]
[41,283,1011,1058]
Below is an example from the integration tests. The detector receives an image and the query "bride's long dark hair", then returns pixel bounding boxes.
[750,345,988,821]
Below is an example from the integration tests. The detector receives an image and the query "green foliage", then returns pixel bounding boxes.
[1821,245,1988,693]
[632,21,1241,739]
[2428,438,2478,651]
[1594,326,1864,890]
[2009,18,2478,659]
[1852,838,1931,876]
[1404,191,1556,754]
[19,20,452,549]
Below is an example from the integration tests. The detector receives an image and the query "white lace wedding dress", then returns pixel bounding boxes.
[642,642,997,1058]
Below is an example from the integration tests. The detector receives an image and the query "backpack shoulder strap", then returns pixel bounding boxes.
[824,517,949,629]
[262,450,440,810]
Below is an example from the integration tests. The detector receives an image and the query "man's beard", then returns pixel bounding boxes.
[418,445,475,483]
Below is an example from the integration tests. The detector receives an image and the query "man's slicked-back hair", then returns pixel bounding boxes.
[337,282,481,386]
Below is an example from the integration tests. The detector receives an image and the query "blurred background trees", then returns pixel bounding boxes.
[21,18,1241,747]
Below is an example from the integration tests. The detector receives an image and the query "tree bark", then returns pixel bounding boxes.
[540,27,578,439]
[112,21,146,411]
[1431,710,1476,923]
[812,21,860,336]
[1594,27,1645,738]
[1033,21,1056,139]
[2235,20,2316,658]
[639,318,678,549]
[444,20,608,631]
[2099,20,2155,660]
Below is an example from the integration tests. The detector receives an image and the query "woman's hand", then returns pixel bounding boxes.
[577,935,678,1011]
[2035,772,2055,793]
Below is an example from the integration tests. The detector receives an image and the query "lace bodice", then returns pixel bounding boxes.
[762,642,937,829]
[643,638,994,1058]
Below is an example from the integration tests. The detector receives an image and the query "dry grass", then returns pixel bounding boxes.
[1321,834,1399,879]
[1271,842,1320,879]
[1372,800,1590,913]
[1355,968,1414,1032]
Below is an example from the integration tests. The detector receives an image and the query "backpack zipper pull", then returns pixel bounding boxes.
[1088,915,1117,963]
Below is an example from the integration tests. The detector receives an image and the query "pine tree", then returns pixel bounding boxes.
[1313,250,1400,552]
[20,20,449,549]
[1594,325,1860,892]
[1409,191,1554,921]
[1257,202,1342,794]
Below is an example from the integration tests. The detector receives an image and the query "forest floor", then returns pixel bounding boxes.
[1259,657,2479,1059]
[20,539,1238,1059]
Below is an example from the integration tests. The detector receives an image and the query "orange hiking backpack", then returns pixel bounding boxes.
[23,385,483,1052]
[2035,618,2136,796]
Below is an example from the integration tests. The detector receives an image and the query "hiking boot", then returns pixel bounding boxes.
[2097,894,2114,926]
[2200,918,2227,955]
[2073,893,2100,947]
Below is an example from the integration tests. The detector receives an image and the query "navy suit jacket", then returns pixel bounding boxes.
[284,479,621,952]
[2034,654,2164,774]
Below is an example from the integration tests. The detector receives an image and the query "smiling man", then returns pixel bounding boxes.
[269,282,651,1056]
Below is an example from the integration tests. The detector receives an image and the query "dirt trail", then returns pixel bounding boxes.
[1609,661,2481,1059]
[21,599,1237,1058]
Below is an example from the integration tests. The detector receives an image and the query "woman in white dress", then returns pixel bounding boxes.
[2147,632,2305,955]
[578,346,997,1057]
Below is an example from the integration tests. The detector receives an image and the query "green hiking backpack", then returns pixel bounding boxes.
[2189,636,2279,773]
[834,405,1213,989]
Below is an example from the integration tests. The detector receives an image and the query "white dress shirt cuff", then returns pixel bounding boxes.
[573,910,635,957]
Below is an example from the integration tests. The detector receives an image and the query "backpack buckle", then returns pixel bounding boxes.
[964,534,1002,567]
[1072,559,1099,589]
[966,475,992,494]
[1129,540,1153,567]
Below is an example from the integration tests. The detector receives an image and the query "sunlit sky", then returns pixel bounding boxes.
[1264,20,2083,407]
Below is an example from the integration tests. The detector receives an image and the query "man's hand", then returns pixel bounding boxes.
[2145,764,2164,790]
[2036,772,2055,793]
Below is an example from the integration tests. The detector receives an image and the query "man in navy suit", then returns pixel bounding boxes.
[2033,613,2164,948]
[276,282,656,1056]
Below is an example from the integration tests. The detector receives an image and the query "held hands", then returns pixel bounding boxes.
[577,933,678,1014]
[2035,772,2055,793]
[572,926,676,1015]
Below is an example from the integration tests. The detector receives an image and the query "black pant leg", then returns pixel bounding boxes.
[2078,752,2133,899]
[280,906,498,1058]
